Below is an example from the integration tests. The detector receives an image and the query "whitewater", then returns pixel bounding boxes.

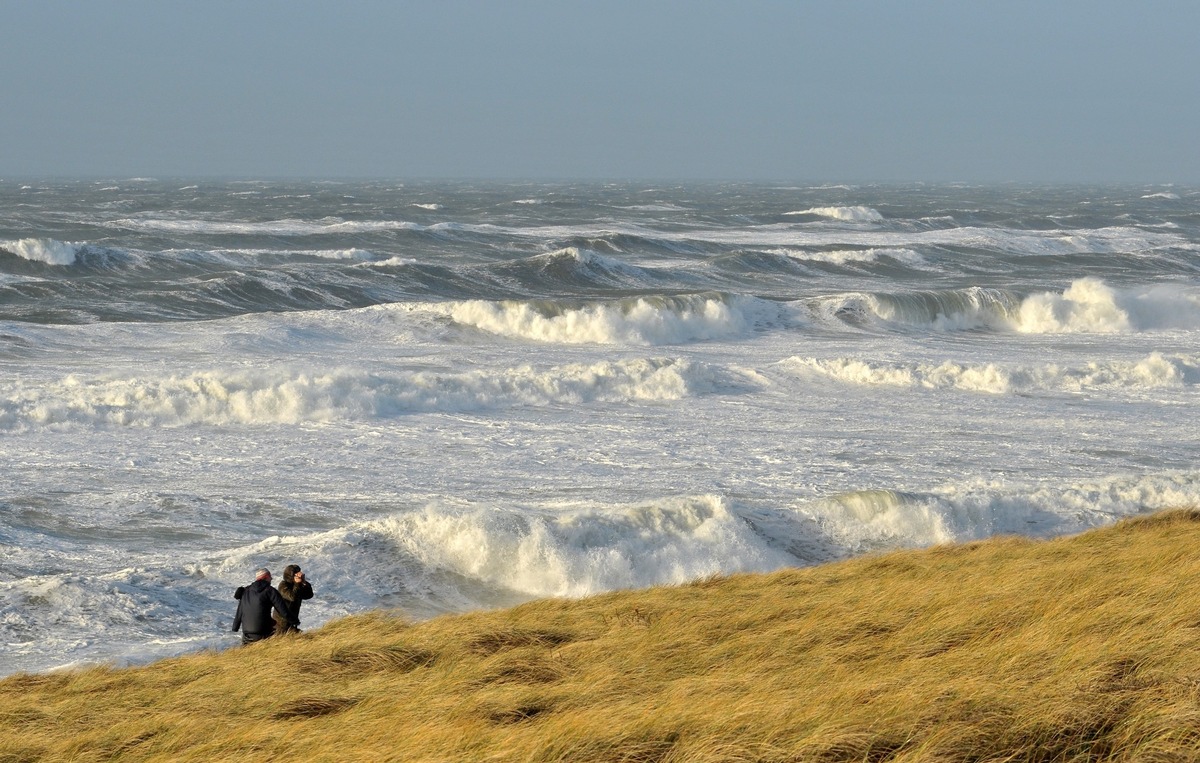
[2,180,1199,676]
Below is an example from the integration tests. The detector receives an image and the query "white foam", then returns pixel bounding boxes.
[2,238,80,266]
[782,351,1200,395]
[784,206,884,222]
[0,565,230,674]
[363,256,418,268]
[106,217,421,236]
[531,246,650,279]
[0,358,723,429]
[806,471,1200,553]
[435,294,779,345]
[772,247,927,267]
[618,203,691,212]
[1014,278,1200,334]
[359,495,793,598]
[412,203,443,210]
[302,248,377,260]
[808,279,1200,335]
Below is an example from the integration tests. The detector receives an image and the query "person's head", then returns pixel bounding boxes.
[282,564,302,583]
[254,568,271,582]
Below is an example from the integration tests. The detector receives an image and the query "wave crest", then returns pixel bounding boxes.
[810,279,1200,334]
[807,472,1200,552]
[784,352,1200,395]
[0,358,728,430]
[784,206,884,222]
[438,293,781,345]
[1013,278,1200,333]
[2,238,80,266]
[363,495,791,598]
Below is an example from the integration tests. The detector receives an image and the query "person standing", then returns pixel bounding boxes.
[274,564,314,635]
[232,568,296,645]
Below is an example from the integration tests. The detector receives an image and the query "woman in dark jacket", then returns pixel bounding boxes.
[274,564,314,635]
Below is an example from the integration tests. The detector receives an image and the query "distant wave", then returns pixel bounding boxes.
[0,358,735,430]
[423,293,786,345]
[1,238,80,266]
[808,278,1200,334]
[106,217,422,236]
[784,206,884,222]
[768,247,927,267]
[490,247,674,289]
[0,238,138,272]
[514,222,1190,259]
[617,203,691,212]
[782,351,1200,395]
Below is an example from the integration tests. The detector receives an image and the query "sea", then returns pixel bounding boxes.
[2,179,1199,677]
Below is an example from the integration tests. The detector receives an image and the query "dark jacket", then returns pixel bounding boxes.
[232,579,296,641]
[273,579,314,634]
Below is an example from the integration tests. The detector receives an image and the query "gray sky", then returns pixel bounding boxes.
[3,1,1197,182]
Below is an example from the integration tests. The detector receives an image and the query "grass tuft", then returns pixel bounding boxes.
[272,696,361,719]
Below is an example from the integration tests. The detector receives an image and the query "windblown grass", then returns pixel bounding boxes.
[6,509,1200,762]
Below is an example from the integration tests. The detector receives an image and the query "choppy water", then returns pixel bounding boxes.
[3,179,1199,675]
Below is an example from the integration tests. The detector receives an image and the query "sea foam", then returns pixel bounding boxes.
[2,238,80,266]
[0,358,725,429]
[807,472,1200,552]
[292,495,795,600]
[1013,278,1200,333]
[107,217,421,236]
[811,279,1200,334]
[784,206,885,222]
[783,352,1200,395]
[436,293,780,345]
[772,247,927,267]
[375,495,793,597]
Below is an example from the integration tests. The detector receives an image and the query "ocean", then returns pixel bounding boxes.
[2,179,1198,677]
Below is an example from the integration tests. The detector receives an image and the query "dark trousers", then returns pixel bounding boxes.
[241,631,272,645]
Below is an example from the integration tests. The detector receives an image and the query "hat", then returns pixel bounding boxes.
[254,568,271,580]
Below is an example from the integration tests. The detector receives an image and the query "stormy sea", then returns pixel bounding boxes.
[3,179,1199,676]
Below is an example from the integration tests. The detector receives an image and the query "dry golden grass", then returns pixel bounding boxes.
[6,509,1200,762]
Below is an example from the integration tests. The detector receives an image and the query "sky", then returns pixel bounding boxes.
[2,1,1197,183]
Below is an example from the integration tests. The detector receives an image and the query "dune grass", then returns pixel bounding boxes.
[6,509,1200,762]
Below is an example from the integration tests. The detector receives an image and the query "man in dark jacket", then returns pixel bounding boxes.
[232,568,297,645]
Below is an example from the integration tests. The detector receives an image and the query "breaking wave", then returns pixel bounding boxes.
[215,495,795,604]
[429,292,786,345]
[783,352,1200,395]
[1011,278,1200,333]
[107,217,422,236]
[771,247,926,267]
[0,358,730,430]
[810,278,1200,334]
[2,238,82,266]
[784,206,884,222]
[805,471,1200,552]
[492,247,668,289]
